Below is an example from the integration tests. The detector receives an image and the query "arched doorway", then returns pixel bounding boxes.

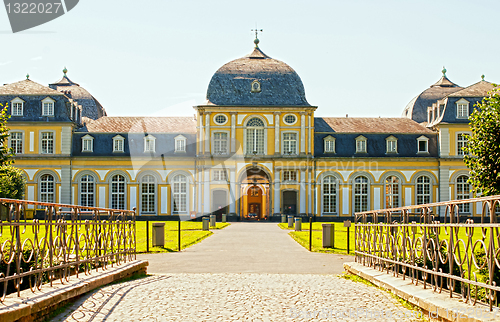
[240,168,271,220]
[212,190,228,221]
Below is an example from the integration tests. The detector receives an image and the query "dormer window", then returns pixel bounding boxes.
[175,135,186,152]
[113,135,125,152]
[251,80,261,93]
[386,136,398,153]
[324,135,335,153]
[456,99,469,119]
[11,97,24,116]
[41,97,55,116]
[144,135,156,152]
[355,135,367,153]
[417,135,429,153]
[81,134,94,152]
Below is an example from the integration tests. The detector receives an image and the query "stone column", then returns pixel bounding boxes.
[203,168,210,214]
[300,169,306,214]
[308,114,312,154]
[197,168,203,214]
[308,171,312,214]
[60,165,71,205]
[300,113,306,154]
[199,113,204,154]
[230,113,236,153]
[439,165,450,216]
[274,112,280,155]
[204,113,211,153]
[274,169,281,214]
[229,169,236,214]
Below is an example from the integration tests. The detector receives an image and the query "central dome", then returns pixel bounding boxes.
[206,47,310,106]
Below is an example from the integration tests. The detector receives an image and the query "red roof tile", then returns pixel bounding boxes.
[315,117,434,134]
[84,116,196,133]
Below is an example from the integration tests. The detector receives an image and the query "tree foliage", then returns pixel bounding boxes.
[0,104,13,166]
[0,165,25,199]
[464,85,500,196]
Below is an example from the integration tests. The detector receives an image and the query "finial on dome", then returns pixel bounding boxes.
[26,73,29,80]
[442,66,447,77]
[251,27,263,48]
[481,74,485,81]
[63,67,67,76]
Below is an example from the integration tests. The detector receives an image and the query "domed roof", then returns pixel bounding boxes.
[402,68,462,123]
[49,68,107,120]
[206,46,310,106]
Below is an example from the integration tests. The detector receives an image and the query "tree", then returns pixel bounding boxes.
[0,104,13,166]
[464,85,500,196]
[0,165,25,199]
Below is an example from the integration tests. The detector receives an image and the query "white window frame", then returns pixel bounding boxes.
[456,175,471,213]
[456,99,469,119]
[39,173,55,203]
[386,136,398,153]
[113,135,125,153]
[212,169,227,182]
[416,175,431,205]
[322,175,338,214]
[324,136,335,153]
[212,131,229,155]
[110,174,127,210]
[417,135,429,154]
[40,130,55,154]
[81,134,94,152]
[213,114,228,125]
[79,174,96,207]
[355,135,367,153]
[353,176,369,213]
[172,174,188,214]
[11,97,24,116]
[456,132,470,156]
[283,170,297,182]
[245,117,266,155]
[384,175,400,208]
[144,135,156,153]
[41,97,55,116]
[140,174,156,214]
[283,114,297,125]
[9,131,24,154]
[282,131,298,155]
[175,135,186,153]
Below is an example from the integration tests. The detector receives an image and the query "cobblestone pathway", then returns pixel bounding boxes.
[51,273,421,321]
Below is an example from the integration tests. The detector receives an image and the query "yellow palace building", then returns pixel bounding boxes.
[0,39,494,220]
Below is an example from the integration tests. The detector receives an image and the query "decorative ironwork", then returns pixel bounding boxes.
[355,195,500,311]
[0,198,136,302]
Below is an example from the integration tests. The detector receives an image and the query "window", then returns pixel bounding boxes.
[9,132,23,154]
[456,100,469,119]
[113,135,124,152]
[283,132,297,155]
[175,135,186,152]
[111,174,126,209]
[416,176,431,205]
[213,132,228,154]
[246,117,265,154]
[213,169,227,181]
[284,114,297,125]
[81,135,93,152]
[144,135,156,152]
[172,175,187,213]
[456,175,471,213]
[417,136,429,153]
[322,176,337,213]
[40,174,55,203]
[324,136,335,153]
[386,136,397,153]
[353,176,369,212]
[457,133,469,156]
[41,132,54,154]
[141,175,156,214]
[11,98,23,116]
[41,97,55,116]
[251,80,261,93]
[283,170,297,182]
[80,175,95,207]
[355,136,367,153]
[214,114,227,125]
[385,176,399,208]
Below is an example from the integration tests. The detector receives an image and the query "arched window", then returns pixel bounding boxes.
[40,174,55,203]
[456,175,471,213]
[416,176,431,205]
[322,176,337,214]
[246,117,265,154]
[141,175,156,214]
[172,175,187,213]
[111,174,126,209]
[80,174,95,207]
[353,176,368,212]
[385,176,400,208]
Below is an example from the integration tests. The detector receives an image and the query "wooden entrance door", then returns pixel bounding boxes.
[283,191,297,215]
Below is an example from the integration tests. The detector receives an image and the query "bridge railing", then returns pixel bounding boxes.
[0,198,136,302]
[354,195,500,311]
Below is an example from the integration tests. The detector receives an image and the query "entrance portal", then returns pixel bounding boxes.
[212,190,228,221]
[283,191,297,215]
[240,168,270,220]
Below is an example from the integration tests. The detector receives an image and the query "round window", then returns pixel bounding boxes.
[284,114,297,125]
[214,114,227,125]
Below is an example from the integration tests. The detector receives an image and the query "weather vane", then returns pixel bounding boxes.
[251,27,263,47]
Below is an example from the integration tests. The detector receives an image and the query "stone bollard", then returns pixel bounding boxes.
[202,217,210,231]
[281,214,286,223]
[288,215,294,228]
[222,213,227,223]
[295,217,302,231]
[210,214,216,227]
[322,224,335,248]
[152,222,165,247]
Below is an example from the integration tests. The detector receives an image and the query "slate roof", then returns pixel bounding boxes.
[80,116,197,133]
[206,46,310,106]
[315,117,434,134]
[0,79,63,95]
[50,74,107,120]
[448,80,495,97]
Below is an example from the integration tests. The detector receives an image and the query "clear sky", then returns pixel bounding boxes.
[0,0,499,118]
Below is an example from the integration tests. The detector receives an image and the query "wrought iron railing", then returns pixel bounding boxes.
[354,195,500,311]
[0,198,136,302]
